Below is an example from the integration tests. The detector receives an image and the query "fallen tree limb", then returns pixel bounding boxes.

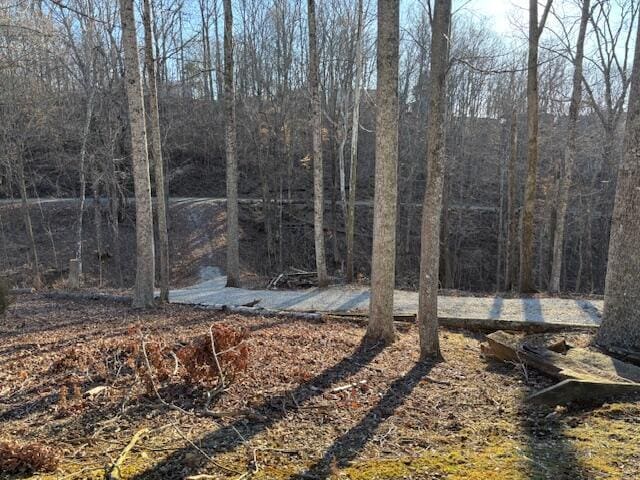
[106,428,149,480]
[44,291,131,304]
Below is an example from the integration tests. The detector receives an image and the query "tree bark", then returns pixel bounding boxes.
[307,0,328,287]
[506,72,519,291]
[366,0,400,345]
[16,150,41,288]
[596,23,640,350]
[417,0,451,360]
[223,0,240,287]
[74,87,95,287]
[143,0,170,302]
[120,0,156,308]
[549,0,590,293]
[520,0,553,293]
[346,0,364,284]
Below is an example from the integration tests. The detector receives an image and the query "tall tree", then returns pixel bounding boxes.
[307,0,328,287]
[549,0,591,293]
[143,0,170,302]
[417,0,452,360]
[596,22,640,350]
[223,0,240,287]
[366,0,399,345]
[520,0,553,293]
[345,0,364,284]
[120,0,156,308]
[505,70,519,291]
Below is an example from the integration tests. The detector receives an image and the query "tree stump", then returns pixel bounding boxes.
[69,259,81,289]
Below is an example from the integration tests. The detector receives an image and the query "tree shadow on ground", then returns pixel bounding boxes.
[482,352,592,479]
[131,339,387,479]
[294,360,435,479]
[520,400,593,480]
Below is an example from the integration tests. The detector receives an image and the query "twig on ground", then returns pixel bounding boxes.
[209,324,226,388]
[105,427,149,480]
[169,421,241,474]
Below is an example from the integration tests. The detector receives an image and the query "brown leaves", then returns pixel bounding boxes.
[47,323,249,403]
[177,324,249,387]
[0,441,59,474]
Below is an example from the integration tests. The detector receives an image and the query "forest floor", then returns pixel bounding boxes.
[2,293,640,480]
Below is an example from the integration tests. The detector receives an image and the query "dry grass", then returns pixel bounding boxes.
[1,294,639,479]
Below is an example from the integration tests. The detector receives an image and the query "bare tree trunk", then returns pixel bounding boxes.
[366,0,399,345]
[417,0,451,361]
[346,0,364,284]
[505,73,518,291]
[16,151,41,288]
[307,0,328,287]
[549,0,590,293]
[223,0,240,287]
[120,0,155,308]
[108,157,123,288]
[212,0,224,100]
[520,0,553,293]
[74,88,95,287]
[91,163,103,287]
[596,23,640,349]
[143,0,170,302]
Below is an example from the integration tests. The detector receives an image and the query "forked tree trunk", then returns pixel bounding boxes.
[520,0,553,293]
[307,0,328,287]
[143,0,170,302]
[596,24,640,350]
[549,0,590,293]
[346,0,364,284]
[417,0,452,361]
[366,0,399,345]
[223,0,240,287]
[120,0,156,308]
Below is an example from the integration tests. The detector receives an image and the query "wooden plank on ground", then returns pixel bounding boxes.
[485,331,640,383]
[529,379,640,405]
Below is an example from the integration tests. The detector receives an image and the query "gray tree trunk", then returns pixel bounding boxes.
[120,0,156,308]
[596,23,640,350]
[549,0,590,294]
[346,0,364,284]
[505,72,518,291]
[223,0,240,287]
[143,0,170,302]
[520,0,553,293]
[307,0,328,287]
[417,0,452,360]
[74,87,95,287]
[16,150,41,288]
[366,0,399,345]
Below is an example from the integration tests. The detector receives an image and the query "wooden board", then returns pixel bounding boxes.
[529,379,640,405]
[485,330,640,405]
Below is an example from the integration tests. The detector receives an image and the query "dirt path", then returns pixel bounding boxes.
[170,267,603,329]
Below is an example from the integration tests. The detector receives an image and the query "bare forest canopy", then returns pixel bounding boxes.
[0,0,638,294]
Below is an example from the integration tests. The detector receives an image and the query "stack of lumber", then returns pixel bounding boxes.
[482,331,640,405]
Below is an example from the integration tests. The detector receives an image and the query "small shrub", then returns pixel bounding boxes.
[48,324,249,402]
[0,441,59,474]
[177,324,249,387]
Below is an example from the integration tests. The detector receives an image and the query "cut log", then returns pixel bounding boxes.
[529,379,640,406]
